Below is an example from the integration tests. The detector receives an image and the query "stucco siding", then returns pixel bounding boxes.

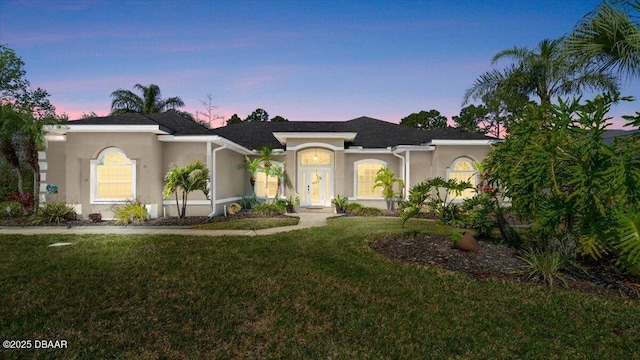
[407,151,434,188]
[62,132,163,218]
[214,148,246,201]
[343,153,400,199]
[44,140,67,204]
[432,145,490,179]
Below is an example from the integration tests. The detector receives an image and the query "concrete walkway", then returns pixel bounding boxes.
[0,211,342,237]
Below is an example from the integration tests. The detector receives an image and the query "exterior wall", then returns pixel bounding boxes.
[431,145,491,179]
[343,153,400,200]
[213,147,246,214]
[407,150,434,188]
[286,138,344,149]
[45,128,494,217]
[160,142,207,217]
[44,140,67,205]
[61,132,163,219]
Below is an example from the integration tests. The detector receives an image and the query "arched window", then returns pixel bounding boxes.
[355,160,386,198]
[254,161,283,199]
[446,157,477,201]
[90,147,136,203]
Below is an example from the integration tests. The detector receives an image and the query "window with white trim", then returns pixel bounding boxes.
[355,160,386,198]
[446,157,477,201]
[254,161,282,199]
[90,148,136,203]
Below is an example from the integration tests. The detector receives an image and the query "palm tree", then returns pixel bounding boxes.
[242,155,262,194]
[268,163,292,204]
[162,160,210,218]
[464,38,619,106]
[258,146,274,168]
[110,84,185,115]
[566,0,640,80]
[373,167,404,210]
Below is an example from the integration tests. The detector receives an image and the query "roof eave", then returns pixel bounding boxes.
[46,124,172,135]
[272,132,357,145]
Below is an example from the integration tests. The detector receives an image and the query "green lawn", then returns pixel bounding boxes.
[1,218,638,359]
[194,216,299,230]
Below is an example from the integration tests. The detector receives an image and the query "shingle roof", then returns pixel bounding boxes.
[602,129,638,145]
[68,111,215,136]
[212,116,490,150]
[68,113,490,149]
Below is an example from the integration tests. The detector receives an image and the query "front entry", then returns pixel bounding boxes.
[298,148,334,207]
[301,168,329,206]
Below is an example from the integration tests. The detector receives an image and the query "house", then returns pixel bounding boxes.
[42,112,493,219]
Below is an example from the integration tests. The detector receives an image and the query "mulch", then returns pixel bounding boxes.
[370,233,640,300]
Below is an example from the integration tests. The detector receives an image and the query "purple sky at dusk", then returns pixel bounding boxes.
[1,0,638,128]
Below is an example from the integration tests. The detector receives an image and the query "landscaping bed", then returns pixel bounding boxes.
[370,233,640,300]
[0,211,292,227]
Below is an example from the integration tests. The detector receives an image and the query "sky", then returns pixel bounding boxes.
[1,0,638,128]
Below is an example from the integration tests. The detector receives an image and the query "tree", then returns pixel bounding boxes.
[162,160,210,218]
[0,44,63,211]
[566,0,640,80]
[271,115,289,122]
[373,167,403,210]
[80,111,98,119]
[400,110,448,130]
[485,95,640,271]
[452,105,490,134]
[0,104,26,210]
[258,146,274,168]
[0,44,28,100]
[267,163,292,203]
[195,94,224,128]
[464,38,619,106]
[245,108,269,122]
[110,83,185,115]
[242,155,262,194]
[226,114,243,126]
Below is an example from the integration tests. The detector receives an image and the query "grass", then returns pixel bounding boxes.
[194,217,299,230]
[1,217,639,359]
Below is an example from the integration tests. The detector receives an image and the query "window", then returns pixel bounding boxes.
[299,149,332,166]
[91,148,136,203]
[254,161,282,198]
[355,160,385,198]
[446,157,477,201]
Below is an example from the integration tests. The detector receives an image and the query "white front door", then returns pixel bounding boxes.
[302,168,328,206]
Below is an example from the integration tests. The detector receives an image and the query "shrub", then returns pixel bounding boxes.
[345,202,363,214]
[240,194,258,209]
[449,232,464,242]
[8,192,33,213]
[461,193,496,239]
[354,206,383,217]
[0,201,24,219]
[518,249,568,287]
[113,200,148,225]
[252,203,284,216]
[27,203,76,225]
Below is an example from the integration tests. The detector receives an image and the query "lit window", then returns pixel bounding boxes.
[446,158,477,201]
[299,149,331,165]
[254,162,281,198]
[91,148,136,203]
[356,161,385,198]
